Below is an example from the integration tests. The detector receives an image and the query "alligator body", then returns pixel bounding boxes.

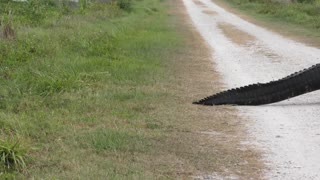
[193,64,320,106]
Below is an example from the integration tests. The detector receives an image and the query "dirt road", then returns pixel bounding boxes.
[182,0,320,179]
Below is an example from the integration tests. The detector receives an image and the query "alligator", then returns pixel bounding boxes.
[193,63,320,105]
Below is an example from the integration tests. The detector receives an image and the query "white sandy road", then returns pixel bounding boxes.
[182,0,320,179]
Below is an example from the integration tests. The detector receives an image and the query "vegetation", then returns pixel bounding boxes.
[0,0,183,178]
[223,0,320,33]
[0,0,269,178]
[0,139,26,173]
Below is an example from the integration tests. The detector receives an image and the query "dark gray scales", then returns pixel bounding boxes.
[193,64,320,105]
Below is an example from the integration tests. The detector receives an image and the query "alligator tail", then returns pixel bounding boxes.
[193,64,320,105]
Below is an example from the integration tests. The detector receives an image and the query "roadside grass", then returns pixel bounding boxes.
[0,0,265,179]
[221,0,320,38]
[0,0,182,178]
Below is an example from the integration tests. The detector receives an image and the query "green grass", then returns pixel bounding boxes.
[0,0,182,178]
[83,128,146,152]
[222,0,320,37]
[0,139,26,173]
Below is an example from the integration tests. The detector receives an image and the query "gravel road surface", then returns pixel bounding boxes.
[182,0,320,179]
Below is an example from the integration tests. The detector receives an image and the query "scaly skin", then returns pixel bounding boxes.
[193,64,320,105]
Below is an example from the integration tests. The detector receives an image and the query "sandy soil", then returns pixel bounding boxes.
[182,0,320,179]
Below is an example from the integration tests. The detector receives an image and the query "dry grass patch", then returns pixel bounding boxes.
[218,22,280,62]
[218,22,256,46]
[202,9,218,15]
[193,0,207,7]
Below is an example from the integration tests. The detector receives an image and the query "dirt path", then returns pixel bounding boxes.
[182,0,320,179]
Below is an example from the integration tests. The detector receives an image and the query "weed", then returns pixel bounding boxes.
[3,23,15,40]
[116,0,132,12]
[0,140,26,172]
[1,11,15,40]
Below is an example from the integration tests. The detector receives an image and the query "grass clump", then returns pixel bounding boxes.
[0,139,26,173]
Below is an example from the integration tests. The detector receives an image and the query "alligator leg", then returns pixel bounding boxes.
[193,64,320,106]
